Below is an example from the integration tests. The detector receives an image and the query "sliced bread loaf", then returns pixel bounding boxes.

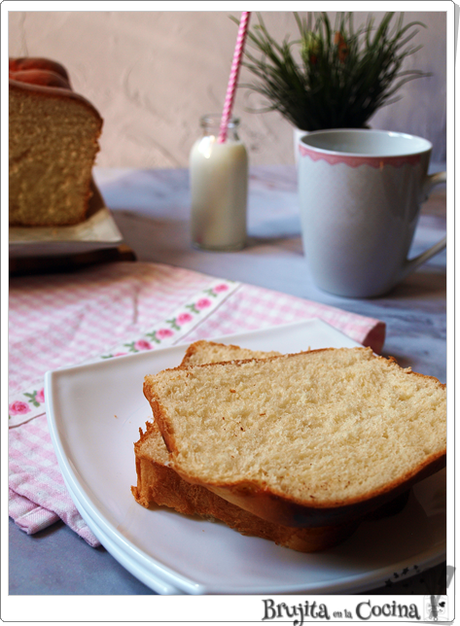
[144,346,446,528]
[9,57,103,227]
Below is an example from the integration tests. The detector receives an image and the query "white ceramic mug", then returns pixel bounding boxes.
[298,129,446,298]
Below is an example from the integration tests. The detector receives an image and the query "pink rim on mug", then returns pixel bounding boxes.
[298,129,431,169]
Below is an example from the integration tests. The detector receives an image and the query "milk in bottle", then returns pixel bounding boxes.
[190,115,248,250]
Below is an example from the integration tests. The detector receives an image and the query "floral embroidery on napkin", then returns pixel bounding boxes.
[9,388,46,419]
[100,281,235,358]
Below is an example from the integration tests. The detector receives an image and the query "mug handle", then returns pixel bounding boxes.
[400,171,446,280]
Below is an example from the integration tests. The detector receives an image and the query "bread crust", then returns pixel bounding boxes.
[180,340,281,367]
[9,79,103,128]
[144,347,446,528]
[9,57,70,81]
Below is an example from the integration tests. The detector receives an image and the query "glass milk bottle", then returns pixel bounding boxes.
[190,114,248,251]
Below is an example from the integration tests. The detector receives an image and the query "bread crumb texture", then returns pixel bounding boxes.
[144,348,446,506]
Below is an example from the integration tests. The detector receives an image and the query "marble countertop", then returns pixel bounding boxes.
[9,164,448,597]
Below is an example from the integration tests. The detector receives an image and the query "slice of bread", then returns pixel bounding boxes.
[133,341,358,551]
[144,346,446,528]
[180,339,281,366]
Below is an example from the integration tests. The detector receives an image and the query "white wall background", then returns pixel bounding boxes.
[8,10,447,169]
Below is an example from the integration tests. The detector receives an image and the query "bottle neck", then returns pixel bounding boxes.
[201,114,240,141]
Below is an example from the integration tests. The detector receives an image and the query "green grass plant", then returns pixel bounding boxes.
[234,12,429,130]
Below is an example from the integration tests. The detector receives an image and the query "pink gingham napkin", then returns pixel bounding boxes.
[9,261,385,546]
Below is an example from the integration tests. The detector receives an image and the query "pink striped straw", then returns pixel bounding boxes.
[218,11,251,143]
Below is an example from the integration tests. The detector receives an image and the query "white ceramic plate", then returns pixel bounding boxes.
[45,320,446,595]
[9,179,122,258]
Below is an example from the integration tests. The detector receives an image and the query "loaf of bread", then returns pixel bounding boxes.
[9,57,103,227]
[144,346,446,528]
[133,341,358,551]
